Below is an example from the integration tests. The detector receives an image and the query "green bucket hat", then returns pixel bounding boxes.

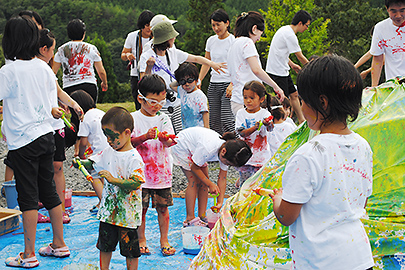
[152,21,179,45]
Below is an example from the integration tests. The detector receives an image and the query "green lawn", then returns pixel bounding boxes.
[96,102,135,113]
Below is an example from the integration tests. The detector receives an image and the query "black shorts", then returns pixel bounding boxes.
[97,221,141,258]
[268,73,297,96]
[64,82,98,103]
[130,76,141,110]
[142,187,173,208]
[53,128,66,162]
[8,132,61,211]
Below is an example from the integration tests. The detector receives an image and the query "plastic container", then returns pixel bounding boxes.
[65,188,72,208]
[1,180,19,209]
[206,209,221,230]
[181,226,210,255]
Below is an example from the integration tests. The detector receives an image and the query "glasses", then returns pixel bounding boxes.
[179,78,196,85]
[138,90,166,107]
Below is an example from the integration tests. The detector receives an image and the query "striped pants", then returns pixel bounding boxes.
[207,82,235,135]
[160,105,182,135]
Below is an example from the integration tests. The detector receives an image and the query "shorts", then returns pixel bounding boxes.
[8,132,61,211]
[142,187,173,208]
[64,82,98,103]
[236,165,261,187]
[268,73,297,96]
[171,142,208,171]
[97,221,140,258]
[53,128,66,162]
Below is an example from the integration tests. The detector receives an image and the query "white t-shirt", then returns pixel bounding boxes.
[235,108,271,167]
[370,18,405,80]
[0,58,56,150]
[54,41,102,88]
[123,30,151,77]
[205,34,235,82]
[268,120,297,156]
[139,47,188,108]
[77,108,109,155]
[227,37,261,105]
[171,126,228,171]
[177,86,208,129]
[131,111,174,189]
[282,132,374,270]
[266,25,301,76]
[91,146,144,228]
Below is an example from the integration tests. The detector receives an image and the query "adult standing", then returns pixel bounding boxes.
[370,0,405,86]
[265,10,312,124]
[199,9,235,135]
[121,10,155,110]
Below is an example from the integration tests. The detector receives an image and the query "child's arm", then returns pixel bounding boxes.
[157,131,176,147]
[238,121,261,137]
[211,168,227,212]
[98,170,145,190]
[131,127,157,147]
[78,137,89,159]
[190,163,220,195]
[270,188,303,226]
[72,157,94,171]
[169,81,179,91]
[202,112,209,129]
[51,107,64,119]
[57,83,84,120]
[186,54,226,75]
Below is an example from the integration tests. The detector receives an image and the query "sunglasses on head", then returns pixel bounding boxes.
[138,90,166,107]
[179,78,196,85]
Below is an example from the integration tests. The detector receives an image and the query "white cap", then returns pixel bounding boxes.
[150,14,177,29]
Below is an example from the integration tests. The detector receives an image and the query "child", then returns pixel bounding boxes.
[2,16,69,268]
[235,81,273,188]
[71,90,109,211]
[281,97,297,127]
[74,107,145,270]
[270,55,374,269]
[171,126,252,226]
[130,74,176,256]
[268,96,297,157]
[171,62,209,129]
[227,11,284,116]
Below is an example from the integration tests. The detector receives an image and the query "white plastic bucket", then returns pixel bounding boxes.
[181,226,210,255]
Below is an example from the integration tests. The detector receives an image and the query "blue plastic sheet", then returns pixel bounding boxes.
[0,196,216,269]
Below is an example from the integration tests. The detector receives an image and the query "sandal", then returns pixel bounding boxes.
[139,246,151,256]
[89,205,99,213]
[38,243,70,258]
[62,212,71,224]
[183,217,208,227]
[37,213,50,223]
[161,246,176,257]
[5,252,39,268]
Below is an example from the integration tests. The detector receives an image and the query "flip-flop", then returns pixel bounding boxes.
[139,246,151,256]
[37,213,50,223]
[161,246,176,256]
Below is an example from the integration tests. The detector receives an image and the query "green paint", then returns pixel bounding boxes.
[103,128,120,144]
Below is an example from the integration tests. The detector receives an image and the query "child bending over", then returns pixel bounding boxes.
[74,107,145,270]
[270,55,374,269]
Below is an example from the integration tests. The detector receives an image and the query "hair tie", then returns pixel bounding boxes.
[271,105,283,110]
[240,12,248,19]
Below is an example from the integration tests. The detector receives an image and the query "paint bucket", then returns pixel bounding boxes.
[181,226,210,255]
[65,188,72,208]
[206,209,220,230]
[1,180,19,209]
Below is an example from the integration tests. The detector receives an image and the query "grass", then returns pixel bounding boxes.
[96,102,135,113]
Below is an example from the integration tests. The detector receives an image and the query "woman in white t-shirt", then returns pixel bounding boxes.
[227,11,284,116]
[139,20,225,134]
[199,9,235,135]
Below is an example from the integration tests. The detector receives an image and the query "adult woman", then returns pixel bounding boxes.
[199,9,235,135]
[121,10,155,110]
[139,20,225,134]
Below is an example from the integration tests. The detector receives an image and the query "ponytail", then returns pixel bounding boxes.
[219,132,252,167]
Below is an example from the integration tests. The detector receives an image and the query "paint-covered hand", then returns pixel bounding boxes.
[145,128,157,140]
[208,183,220,196]
[98,170,114,183]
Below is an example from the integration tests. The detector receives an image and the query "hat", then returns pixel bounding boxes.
[152,21,179,45]
[150,14,177,30]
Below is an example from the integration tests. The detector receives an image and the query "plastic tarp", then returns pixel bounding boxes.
[190,78,405,270]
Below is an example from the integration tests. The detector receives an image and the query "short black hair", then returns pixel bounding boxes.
[67,19,86,40]
[153,41,171,52]
[2,16,39,60]
[174,62,199,81]
[291,10,312,26]
[70,90,96,114]
[101,106,134,133]
[270,96,285,121]
[220,132,252,167]
[138,74,167,96]
[385,0,405,8]
[297,54,363,126]
[19,10,44,29]
[39,29,55,48]
[234,11,265,38]
[137,10,155,29]
[210,9,230,31]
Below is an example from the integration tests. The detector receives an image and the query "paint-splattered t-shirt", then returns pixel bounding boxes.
[282,132,374,270]
[131,111,174,189]
[77,108,109,155]
[91,146,144,228]
[268,120,297,157]
[370,18,405,80]
[54,41,102,88]
[235,108,272,167]
[177,86,208,129]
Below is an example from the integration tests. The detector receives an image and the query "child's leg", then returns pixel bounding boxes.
[126,257,138,270]
[197,166,210,219]
[100,251,112,270]
[138,207,148,248]
[5,165,13,182]
[48,204,67,248]
[182,168,199,222]
[53,161,66,212]
[22,209,38,258]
